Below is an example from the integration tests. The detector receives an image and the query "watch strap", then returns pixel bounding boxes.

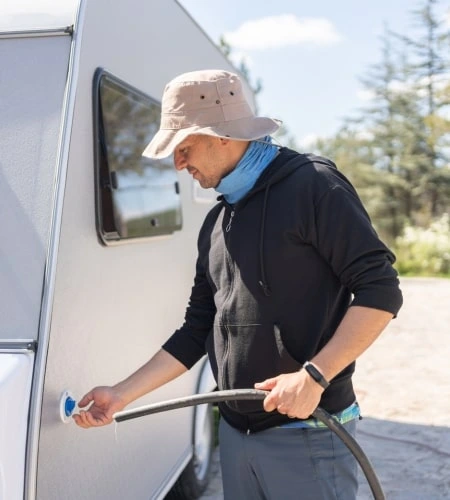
[303,361,330,389]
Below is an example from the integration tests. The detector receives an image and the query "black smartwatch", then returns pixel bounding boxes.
[302,361,330,389]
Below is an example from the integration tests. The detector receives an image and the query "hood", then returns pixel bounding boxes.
[231,148,336,297]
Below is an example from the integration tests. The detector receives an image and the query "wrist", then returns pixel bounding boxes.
[302,361,330,390]
[113,381,138,406]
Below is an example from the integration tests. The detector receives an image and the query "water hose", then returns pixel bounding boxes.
[113,389,385,500]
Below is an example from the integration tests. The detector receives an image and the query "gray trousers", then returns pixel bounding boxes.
[219,418,358,500]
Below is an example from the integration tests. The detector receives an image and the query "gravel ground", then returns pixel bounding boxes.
[200,277,450,499]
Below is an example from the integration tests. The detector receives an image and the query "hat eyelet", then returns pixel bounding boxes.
[230,91,234,96]
[216,99,221,104]
[200,95,205,99]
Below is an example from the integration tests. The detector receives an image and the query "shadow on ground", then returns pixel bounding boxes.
[356,416,450,499]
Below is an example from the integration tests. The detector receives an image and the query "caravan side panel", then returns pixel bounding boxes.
[0,33,71,500]
[34,1,238,499]
[0,36,70,341]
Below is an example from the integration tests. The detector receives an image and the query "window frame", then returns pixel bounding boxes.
[92,68,182,246]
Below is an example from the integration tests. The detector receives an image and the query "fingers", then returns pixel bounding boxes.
[72,386,121,429]
[265,397,301,417]
[257,372,321,417]
[254,377,278,391]
[72,408,112,428]
[255,377,282,412]
[262,392,281,413]
[77,391,94,409]
[259,395,290,415]
[73,412,91,428]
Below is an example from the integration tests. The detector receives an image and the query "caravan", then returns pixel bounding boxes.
[0,1,252,498]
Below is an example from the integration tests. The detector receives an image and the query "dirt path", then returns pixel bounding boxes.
[354,277,450,499]
[200,277,450,499]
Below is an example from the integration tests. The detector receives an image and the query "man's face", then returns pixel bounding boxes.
[173,135,235,189]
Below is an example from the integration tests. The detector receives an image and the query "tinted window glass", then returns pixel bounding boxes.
[93,70,182,244]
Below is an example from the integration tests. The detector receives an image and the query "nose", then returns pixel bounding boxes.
[174,150,187,171]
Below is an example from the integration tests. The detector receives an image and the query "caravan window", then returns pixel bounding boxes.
[93,70,182,244]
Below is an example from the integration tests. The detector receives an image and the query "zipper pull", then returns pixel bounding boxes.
[225,210,235,232]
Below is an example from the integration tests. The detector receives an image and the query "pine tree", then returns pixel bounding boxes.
[392,0,450,219]
[315,1,450,242]
[338,29,426,241]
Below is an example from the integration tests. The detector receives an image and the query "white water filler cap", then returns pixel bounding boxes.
[60,390,77,423]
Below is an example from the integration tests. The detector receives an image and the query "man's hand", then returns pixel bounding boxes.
[255,369,324,419]
[72,349,188,429]
[73,386,127,428]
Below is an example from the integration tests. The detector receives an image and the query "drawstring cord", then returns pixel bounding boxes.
[259,182,272,297]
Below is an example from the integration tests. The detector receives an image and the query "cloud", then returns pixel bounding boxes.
[224,14,342,51]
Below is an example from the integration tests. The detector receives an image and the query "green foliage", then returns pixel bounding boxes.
[309,0,450,245]
[218,0,450,272]
[394,213,450,276]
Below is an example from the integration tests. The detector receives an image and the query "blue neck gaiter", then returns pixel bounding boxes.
[215,136,279,204]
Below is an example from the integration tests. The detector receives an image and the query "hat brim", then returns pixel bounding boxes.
[142,116,281,159]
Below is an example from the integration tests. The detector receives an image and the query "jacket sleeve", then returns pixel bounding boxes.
[305,171,403,316]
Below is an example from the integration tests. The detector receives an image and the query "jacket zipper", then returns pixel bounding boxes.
[220,207,235,393]
[225,210,235,232]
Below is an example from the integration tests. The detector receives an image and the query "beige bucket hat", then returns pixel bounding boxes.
[142,69,281,159]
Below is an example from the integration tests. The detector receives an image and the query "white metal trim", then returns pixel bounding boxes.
[0,27,72,39]
[23,2,87,499]
[0,341,36,352]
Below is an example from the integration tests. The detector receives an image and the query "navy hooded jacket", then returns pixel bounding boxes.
[163,148,403,433]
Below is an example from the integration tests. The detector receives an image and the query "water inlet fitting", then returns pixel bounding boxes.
[60,390,77,423]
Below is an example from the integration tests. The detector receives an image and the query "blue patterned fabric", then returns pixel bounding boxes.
[278,402,361,429]
[215,136,278,203]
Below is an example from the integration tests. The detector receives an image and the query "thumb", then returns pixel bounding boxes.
[254,377,278,390]
[77,391,94,408]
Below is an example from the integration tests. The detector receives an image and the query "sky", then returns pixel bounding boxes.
[178,0,450,148]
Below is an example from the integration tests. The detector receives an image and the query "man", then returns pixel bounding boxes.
[74,69,403,499]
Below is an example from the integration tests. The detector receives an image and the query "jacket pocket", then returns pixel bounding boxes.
[215,323,302,414]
